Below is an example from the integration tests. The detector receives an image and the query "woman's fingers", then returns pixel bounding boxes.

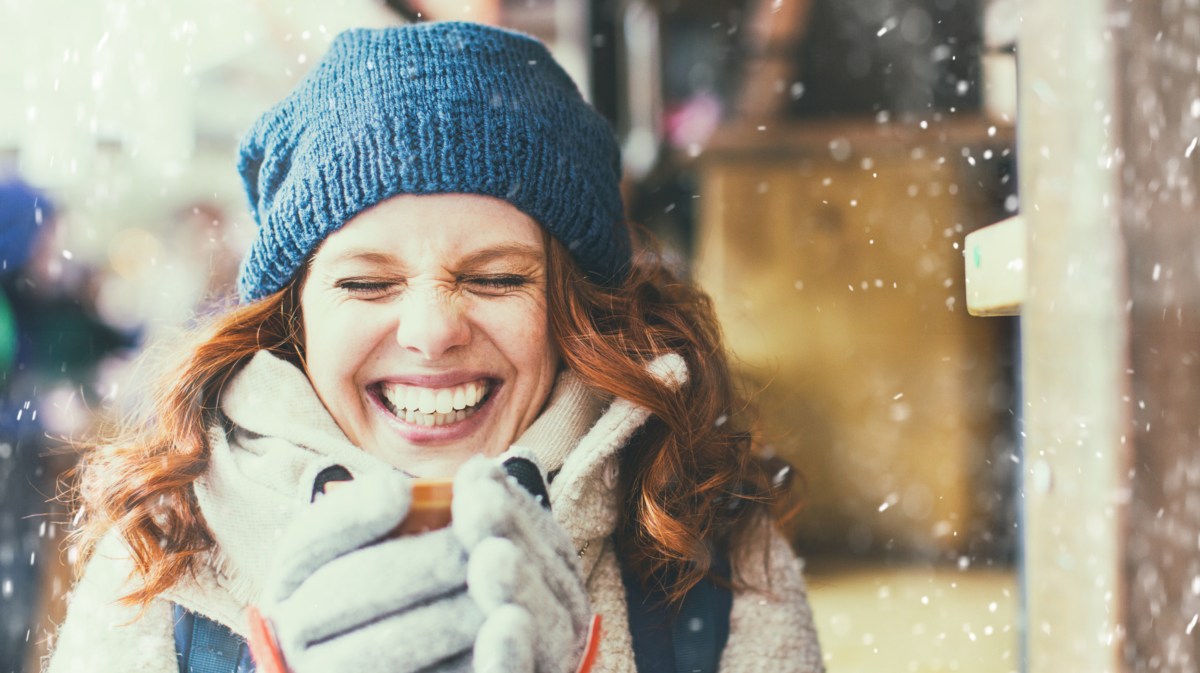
[465,536,522,613]
[268,470,413,602]
[468,536,583,672]
[452,457,575,563]
[474,604,535,673]
[293,590,483,673]
[452,459,590,630]
[277,527,468,650]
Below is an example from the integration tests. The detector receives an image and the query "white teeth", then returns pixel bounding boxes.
[418,389,436,414]
[406,404,472,427]
[379,379,492,426]
[431,409,467,427]
[435,389,454,414]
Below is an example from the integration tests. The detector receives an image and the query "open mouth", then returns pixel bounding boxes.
[373,379,495,427]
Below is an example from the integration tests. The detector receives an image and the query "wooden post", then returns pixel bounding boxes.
[1017,0,1130,670]
[1117,2,1200,671]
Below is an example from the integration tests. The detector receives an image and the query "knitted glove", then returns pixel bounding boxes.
[262,459,591,673]
[456,453,593,673]
[262,470,478,672]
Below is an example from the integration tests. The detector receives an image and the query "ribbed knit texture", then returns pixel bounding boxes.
[236,22,629,302]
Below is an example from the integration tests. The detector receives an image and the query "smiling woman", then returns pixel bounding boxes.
[48,21,823,673]
[302,194,558,476]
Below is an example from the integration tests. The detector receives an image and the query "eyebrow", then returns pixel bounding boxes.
[323,250,398,267]
[322,243,544,268]
[457,243,545,267]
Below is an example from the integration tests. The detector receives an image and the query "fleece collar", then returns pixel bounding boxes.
[169,350,687,628]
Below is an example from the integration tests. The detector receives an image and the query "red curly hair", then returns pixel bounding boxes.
[68,226,785,606]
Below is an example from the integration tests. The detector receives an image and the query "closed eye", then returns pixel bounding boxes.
[462,274,530,294]
[336,278,403,298]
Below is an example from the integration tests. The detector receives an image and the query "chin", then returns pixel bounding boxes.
[370,445,485,479]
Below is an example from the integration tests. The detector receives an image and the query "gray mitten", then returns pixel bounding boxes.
[262,461,592,673]
[262,470,481,673]
[454,453,593,673]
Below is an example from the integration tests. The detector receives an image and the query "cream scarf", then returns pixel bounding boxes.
[47,350,824,673]
[175,349,614,623]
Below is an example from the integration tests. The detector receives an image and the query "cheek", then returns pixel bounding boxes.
[482,300,557,388]
[304,322,340,391]
[302,304,344,410]
[301,295,381,406]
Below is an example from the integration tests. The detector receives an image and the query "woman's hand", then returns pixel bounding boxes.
[455,455,592,673]
[262,470,477,672]
[261,458,591,673]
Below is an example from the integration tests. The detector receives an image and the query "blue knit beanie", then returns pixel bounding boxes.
[236,22,630,303]
[0,179,53,275]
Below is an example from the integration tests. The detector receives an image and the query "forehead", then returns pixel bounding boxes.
[312,193,545,266]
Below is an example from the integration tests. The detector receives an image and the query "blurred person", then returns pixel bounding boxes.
[48,23,823,673]
[0,178,131,673]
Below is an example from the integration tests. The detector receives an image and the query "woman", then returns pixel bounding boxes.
[48,22,823,673]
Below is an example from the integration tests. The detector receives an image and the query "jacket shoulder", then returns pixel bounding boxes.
[44,531,177,673]
[721,522,825,673]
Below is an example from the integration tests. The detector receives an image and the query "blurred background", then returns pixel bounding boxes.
[1,1,1197,672]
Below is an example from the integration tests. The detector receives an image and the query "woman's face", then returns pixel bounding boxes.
[300,193,558,477]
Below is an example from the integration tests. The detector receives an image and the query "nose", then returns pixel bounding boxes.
[393,286,470,360]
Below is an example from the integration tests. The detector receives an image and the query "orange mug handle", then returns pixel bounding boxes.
[246,606,288,673]
[574,614,604,673]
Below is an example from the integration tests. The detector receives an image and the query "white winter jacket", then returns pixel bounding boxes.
[46,351,823,672]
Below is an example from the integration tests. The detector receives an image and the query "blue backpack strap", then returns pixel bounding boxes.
[173,604,256,673]
[621,551,732,673]
[621,568,675,672]
[670,552,732,673]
